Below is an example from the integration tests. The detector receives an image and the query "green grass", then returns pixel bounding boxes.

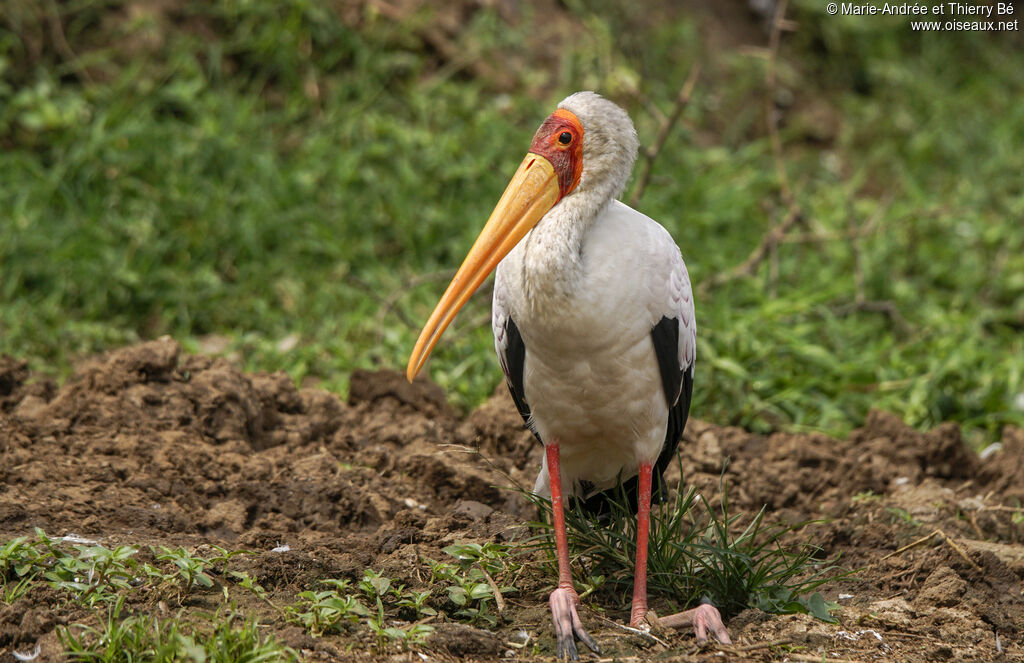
[59,598,297,663]
[525,470,844,622]
[1,529,521,657]
[0,2,1021,442]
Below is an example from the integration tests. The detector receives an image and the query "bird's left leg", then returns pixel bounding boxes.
[629,461,654,627]
[629,461,732,644]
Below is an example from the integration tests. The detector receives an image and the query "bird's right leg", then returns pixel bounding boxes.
[546,439,600,660]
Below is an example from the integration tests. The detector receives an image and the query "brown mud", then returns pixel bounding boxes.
[1,339,1022,661]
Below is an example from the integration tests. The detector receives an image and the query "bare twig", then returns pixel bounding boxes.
[614,76,668,126]
[732,639,793,652]
[448,311,492,343]
[879,530,983,573]
[374,269,456,333]
[832,299,912,335]
[967,511,986,540]
[592,611,670,648]
[627,65,701,208]
[825,193,910,332]
[788,655,866,663]
[436,443,530,494]
[778,227,878,244]
[476,564,506,614]
[369,0,513,89]
[346,274,418,332]
[769,234,781,298]
[849,201,868,304]
[880,531,939,561]
[699,1,806,296]
[700,205,802,294]
[46,0,93,84]
[765,0,793,204]
[941,533,984,574]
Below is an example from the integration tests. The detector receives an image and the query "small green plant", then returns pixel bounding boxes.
[201,609,297,663]
[442,542,518,577]
[358,569,393,604]
[0,535,45,603]
[852,491,882,504]
[50,544,141,607]
[356,570,437,651]
[2,573,35,604]
[2,531,149,607]
[365,615,434,653]
[286,572,437,650]
[285,579,370,636]
[229,571,269,602]
[424,544,517,627]
[154,546,215,595]
[886,507,922,527]
[444,575,501,626]
[397,589,436,620]
[6,531,140,607]
[0,536,37,579]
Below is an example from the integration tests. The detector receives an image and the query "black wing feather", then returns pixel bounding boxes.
[503,317,541,442]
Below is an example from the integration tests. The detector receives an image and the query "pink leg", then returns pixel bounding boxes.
[630,463,731,644]
[629,461,653,627]
[546,440,600,660]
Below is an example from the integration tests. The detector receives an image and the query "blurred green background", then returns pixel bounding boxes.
[1,0,1021,443]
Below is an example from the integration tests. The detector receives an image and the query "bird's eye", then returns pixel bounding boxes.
[558,131,572,145]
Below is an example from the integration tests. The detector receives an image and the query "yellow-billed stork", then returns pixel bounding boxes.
[407,91,731,658]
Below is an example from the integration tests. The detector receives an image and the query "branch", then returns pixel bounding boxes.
[765,0,793,204]
[832,299,912,335]
[698,0,806,296]
[627,65,701,209]
[46,0,93,84]
[375,269,456,331]
[699,205,802,294]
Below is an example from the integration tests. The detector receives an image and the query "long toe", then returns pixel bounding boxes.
[692,603,731,645]
[549,587,600,659]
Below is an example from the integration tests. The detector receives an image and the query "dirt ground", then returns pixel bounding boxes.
[1,338,1022,661]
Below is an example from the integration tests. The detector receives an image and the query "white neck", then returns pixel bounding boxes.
[515,91,638,311]
[519,185,614,309]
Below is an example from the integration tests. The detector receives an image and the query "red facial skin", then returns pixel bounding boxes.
[529,109,584,200]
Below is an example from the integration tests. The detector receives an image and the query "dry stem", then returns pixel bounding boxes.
[627,65,701,209]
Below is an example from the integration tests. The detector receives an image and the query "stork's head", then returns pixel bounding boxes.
[552,91,639,203]
[407,92,638,380]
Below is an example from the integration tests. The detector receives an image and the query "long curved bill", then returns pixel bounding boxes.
[406,153,559,381]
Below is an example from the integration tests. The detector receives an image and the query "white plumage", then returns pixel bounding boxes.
[493,198,696,498]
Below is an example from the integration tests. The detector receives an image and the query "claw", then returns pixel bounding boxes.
[550,586,600,659]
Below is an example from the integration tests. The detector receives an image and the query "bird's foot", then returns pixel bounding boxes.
[629,598,648,629]
[647,603,732,645]
[549,586,600,660]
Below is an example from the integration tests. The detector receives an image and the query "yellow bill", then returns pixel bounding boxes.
[407,153,560,381]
